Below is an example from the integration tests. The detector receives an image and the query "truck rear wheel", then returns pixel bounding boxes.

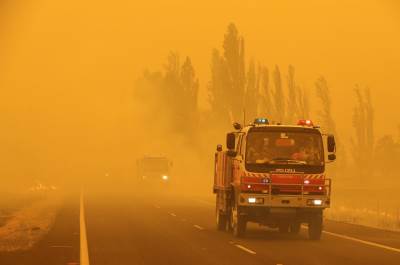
[278,223,289,233]
[231,204,246,237]
[290,222,301,235]
[308,214,323,240]
[216,209,227,231]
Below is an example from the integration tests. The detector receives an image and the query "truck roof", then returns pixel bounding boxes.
[237,124,322,134]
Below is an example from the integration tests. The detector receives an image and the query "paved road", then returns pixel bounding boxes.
[2,190,400,265]
[84,190,400,265]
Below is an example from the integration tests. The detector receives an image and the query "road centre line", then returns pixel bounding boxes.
[234,244,257,255]
[193,225,205,230]
[80,190,90,265]
[169,212,177,217]
[154,204,161,209]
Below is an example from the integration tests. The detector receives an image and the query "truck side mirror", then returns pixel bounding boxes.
[233,122,242,130]
[226,150,237,157]
[327,135,336,153]
[216,144,222,152]
[226,133,236,150]
[328,154,336,161]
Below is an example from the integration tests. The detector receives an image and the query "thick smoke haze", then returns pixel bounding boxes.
[0,0,399,190]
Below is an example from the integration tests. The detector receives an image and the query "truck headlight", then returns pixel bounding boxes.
[162,175,169,180]
[313,199,322,205]
[307,199,323,206]
[248,197,264,204]
[248,197,256,203]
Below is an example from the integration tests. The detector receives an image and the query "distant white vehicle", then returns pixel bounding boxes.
[136,156,173,185]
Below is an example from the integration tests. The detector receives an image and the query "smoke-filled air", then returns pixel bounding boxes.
[0,1,399,264]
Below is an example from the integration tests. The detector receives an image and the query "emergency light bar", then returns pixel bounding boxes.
[254,118,269,125]
[297,119,314,126]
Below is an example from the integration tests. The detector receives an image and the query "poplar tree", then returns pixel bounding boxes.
[222,23,246,122]
[272,65,285,123]
[286,65,298,123]
[350,86,374,181]
[259,66,274,119]
[245,60,259,121]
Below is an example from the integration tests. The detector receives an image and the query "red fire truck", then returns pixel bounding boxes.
[213,118,336,240]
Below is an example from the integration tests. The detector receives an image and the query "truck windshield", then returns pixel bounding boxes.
[246,131,324,166]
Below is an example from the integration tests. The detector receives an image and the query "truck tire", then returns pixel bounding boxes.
[231,204,246,237]
[308,214,323,240]
[216,209,227,231]
[278,223,289,233]
[216,195,227,231]
[290,222,301,235]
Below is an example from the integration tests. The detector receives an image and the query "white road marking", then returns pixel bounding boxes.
[196,198,400,254]
[169,213,177,217]
[193,225,204,230]
[154,205,161,209]
[323,230,400,254]
[80,190,90,265]
[235,244,256,255]
[300,224,400,254]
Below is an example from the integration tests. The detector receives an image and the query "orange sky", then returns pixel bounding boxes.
[0,0,399,182]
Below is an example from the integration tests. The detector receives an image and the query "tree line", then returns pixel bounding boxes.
[134,23,400,185]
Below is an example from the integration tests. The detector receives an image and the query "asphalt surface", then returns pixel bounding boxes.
[85,190,400,265]
[2,189,400,265]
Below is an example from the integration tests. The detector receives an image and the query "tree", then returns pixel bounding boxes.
[297,86,310,119]
[374,135,399,183]
[180,56,199,134]
[134,52,199,141]
[208,49,231,125]
[272,65,285,123]
[315,76,347,176]
[315,76,336,133]
[350,86,374,181]
[244,59,259,121]
[259,66,274,119]
[222,23,246,122]
[286,65,298,123]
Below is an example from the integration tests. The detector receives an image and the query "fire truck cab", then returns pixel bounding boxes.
[213,118,336,240]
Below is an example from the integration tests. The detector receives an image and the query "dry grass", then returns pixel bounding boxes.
[0,192,63,252]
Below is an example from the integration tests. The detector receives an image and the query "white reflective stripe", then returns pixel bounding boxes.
[80,190,90,265]
[235,244,257,254]
[323,231,400,254]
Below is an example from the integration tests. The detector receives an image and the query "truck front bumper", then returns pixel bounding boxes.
[238,193,330,208]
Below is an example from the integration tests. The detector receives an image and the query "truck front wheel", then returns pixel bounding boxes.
[231,204,246,237]
[308,214,323,240]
